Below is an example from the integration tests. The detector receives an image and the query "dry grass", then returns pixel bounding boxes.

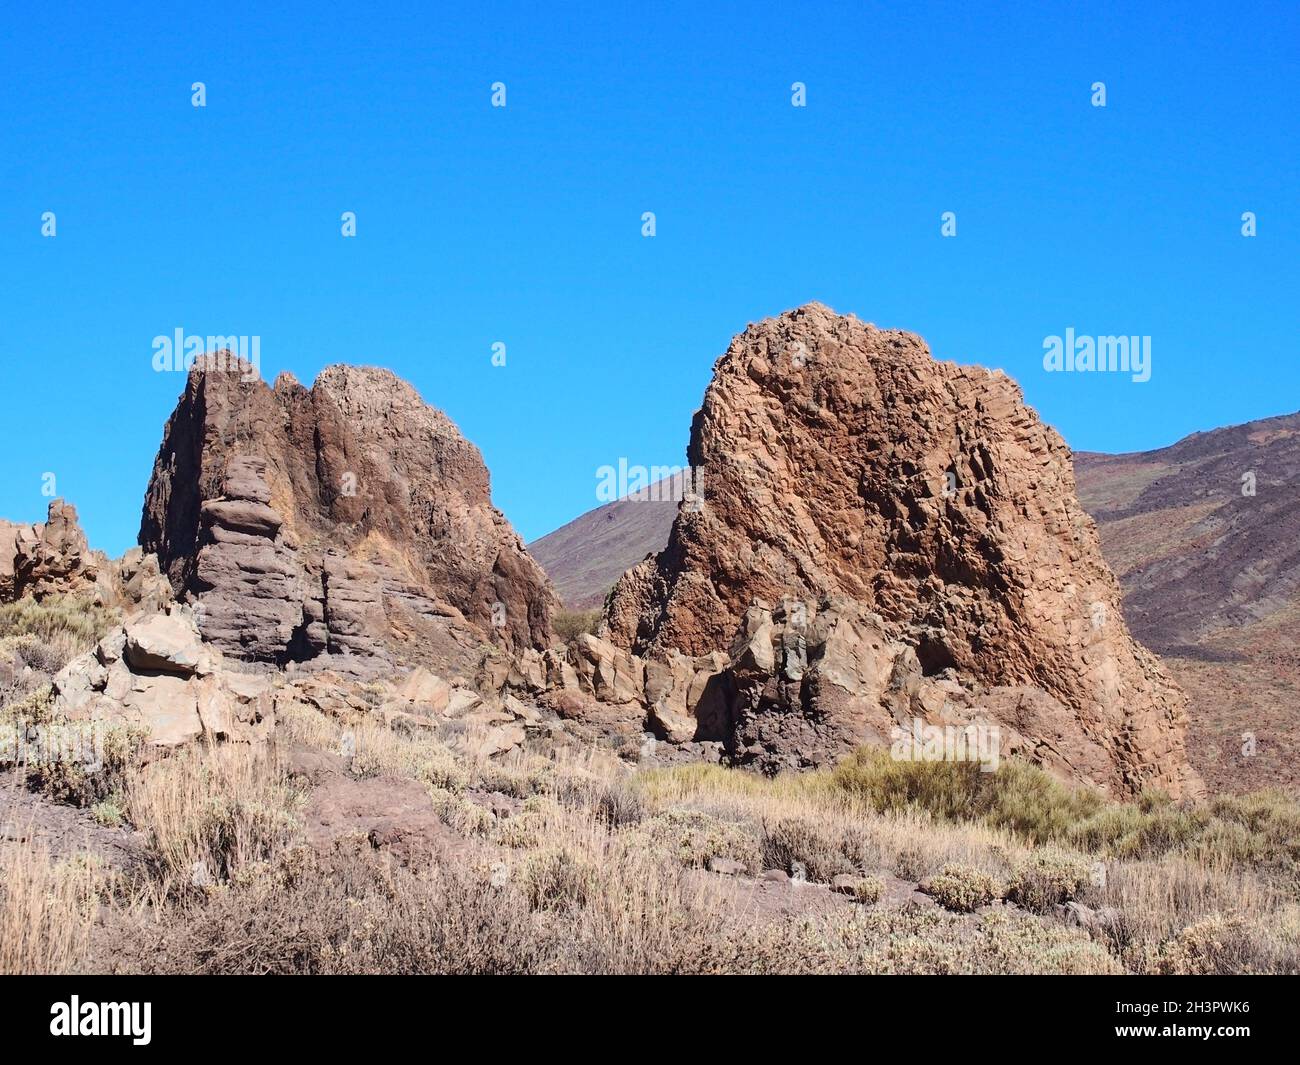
[123,743,303,893]
[8,673,1299,974]
[0,595,118,679]
[0,840,103,974]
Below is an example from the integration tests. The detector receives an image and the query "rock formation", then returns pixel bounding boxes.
[603,303,1198,798]
[139,356,558,674]
[1,499,171,612]
[51,606,275,750]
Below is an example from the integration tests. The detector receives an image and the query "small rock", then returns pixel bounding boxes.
[707,856,746,876]
[830,873,860,895]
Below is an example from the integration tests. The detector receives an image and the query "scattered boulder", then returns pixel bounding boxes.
[49,606,273,750]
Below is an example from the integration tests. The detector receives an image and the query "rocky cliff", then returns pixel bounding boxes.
[139,356,557,675]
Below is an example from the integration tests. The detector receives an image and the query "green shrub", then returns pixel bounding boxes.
[553,609,602,642]
[923,863,1001,913]
[831,748,1103,844]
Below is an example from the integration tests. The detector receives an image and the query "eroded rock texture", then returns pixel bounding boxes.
[604,304,1197,798]
[139,356,557,674]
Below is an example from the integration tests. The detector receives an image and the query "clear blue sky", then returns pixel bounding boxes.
[1,1,1296,555]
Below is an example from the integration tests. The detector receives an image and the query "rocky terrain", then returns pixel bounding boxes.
[1,309,1295,976]
[530,472,687,610]
[1074,412,1300,794]
[535,361,1300,797]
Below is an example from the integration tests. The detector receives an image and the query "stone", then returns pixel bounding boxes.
[603,303,1198,799]
[124,610,204,675]
[396,667,452,714]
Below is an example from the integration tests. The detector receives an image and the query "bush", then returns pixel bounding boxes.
[639,809,761,873]
[852,875,885,905]
[1155,913,1278,975]
[0,596,118,670]
[923,863,1001,913]
[831,748,1103,844]
[554,609,601,642]
[1005,850,1092,913]
[518,847,597,912]
[761,816,861,882]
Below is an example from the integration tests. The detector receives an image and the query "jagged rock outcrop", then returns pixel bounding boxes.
[8,501,98,600]
[604,303,1197,798]
[1,500,171,612]
[139,355,558,674]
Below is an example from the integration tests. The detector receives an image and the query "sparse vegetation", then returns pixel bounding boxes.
[553,609,601,642]
[923,863,1002,912]
[6,664,1299,974]
[0,595,118,676]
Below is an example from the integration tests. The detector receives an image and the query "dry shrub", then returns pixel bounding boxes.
[518,846,597,912]
[1154,911,1300,975]
[114,845,549,975]
[0,842,102,974]
[636,808,762,872]
[761,816,865,882]
[0,596,118,673]
[124,743,303,891]
[923,863,1002,912]
[1004,849,1093,913]
[852,875,885,905]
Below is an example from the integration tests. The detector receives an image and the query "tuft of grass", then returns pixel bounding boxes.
[124,743,304,893]
[0,844,103,974]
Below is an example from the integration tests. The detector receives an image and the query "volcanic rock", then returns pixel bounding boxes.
[50,605,274,750]
[139,355,558,673]
[1,500,171,613]
[603,303,1198,798]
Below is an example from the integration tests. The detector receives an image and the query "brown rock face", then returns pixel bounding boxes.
[10,500,98,600]
[139,356,557,673]
[604,303,1197,798]
[1,500,170,612]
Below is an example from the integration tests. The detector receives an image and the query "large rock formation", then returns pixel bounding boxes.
[139,356,557,675]
[604,303,1197,798]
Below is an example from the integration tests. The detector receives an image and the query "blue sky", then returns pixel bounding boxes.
[1,0,1296,555]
